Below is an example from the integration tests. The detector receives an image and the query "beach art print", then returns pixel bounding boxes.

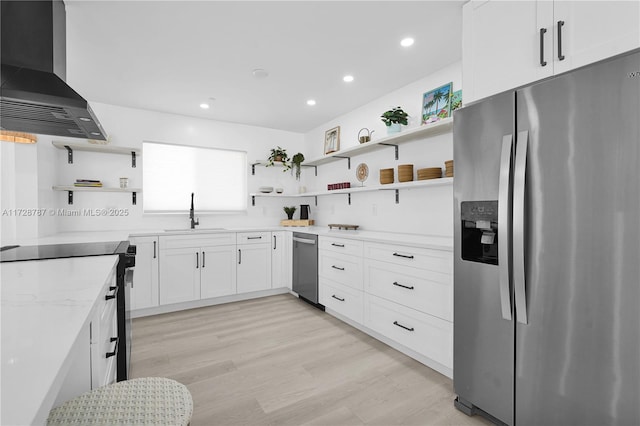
[422,82,452,125]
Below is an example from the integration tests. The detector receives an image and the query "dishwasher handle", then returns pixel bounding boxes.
[293,236,316,245]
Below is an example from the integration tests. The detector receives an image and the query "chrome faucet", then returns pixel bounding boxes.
[190,192,199,229]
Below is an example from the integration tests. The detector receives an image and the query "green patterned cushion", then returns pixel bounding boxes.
[47,377,193,425]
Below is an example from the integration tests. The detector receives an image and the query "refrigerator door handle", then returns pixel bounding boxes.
[498,134,514,321]
[513,130,529,324]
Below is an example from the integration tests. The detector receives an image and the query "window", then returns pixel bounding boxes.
[143,141,247,213]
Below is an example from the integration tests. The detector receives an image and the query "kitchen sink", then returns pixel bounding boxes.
[163,228,226,233]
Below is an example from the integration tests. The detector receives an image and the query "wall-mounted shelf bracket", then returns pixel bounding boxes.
[348,193,351,205]
[380,143,399,160]
[333,155,351,169]
[314,196,318,206]
[251,195,256,206]
[132,192,137,205]
[131,152,137,168]
[68,190,73,204]
[251,164,257,175]
[64,146,73,164]
[395,189,400,204]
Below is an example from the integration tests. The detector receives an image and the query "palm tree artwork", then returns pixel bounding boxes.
[422,82,453,125]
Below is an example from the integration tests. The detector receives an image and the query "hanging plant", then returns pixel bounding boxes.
[290,153,305,180]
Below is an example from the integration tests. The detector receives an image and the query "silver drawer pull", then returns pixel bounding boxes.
[331,265,345,271]
[105,286,118,300]
[331,243,345,247]
[106,337,118,358]
[393,252,414,259]
[331,295,345,302]
[392,282,414,290]
[393,321,414,332]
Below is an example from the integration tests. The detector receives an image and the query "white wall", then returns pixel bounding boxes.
[303,61,461,236]
[1,142,40,245]
[46,103,306,233]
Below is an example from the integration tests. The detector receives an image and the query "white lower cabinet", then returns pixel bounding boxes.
[201,245,237,298]
[159,233,236,305]
[271,231,292,289]
[159,247,201,304]
[364,294,453,369]
[128,236,159,310]
[319,279,363,324]
[319,236,454,375]
[237,232,272,294]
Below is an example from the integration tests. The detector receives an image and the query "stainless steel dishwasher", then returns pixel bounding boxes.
[292,232,321,306]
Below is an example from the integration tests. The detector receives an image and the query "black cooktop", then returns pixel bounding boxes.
[0,241,129,262]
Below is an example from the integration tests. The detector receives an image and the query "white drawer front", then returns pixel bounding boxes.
[364,294,452,369]
[161,232,236,249]
[93,303,118,389]
[319,237,363,256]
[237,231,271,244]
[319,279,364,324]
[319,251,363,290]
[364,242,452,273]
[364,259,452,321]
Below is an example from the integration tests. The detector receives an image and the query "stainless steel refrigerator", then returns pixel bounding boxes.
[453,49,640,425]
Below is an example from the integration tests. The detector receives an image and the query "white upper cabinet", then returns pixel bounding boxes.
[463,0,640,103]
[552,1,640,75]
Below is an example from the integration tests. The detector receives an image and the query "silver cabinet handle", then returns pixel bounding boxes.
[557,20,565,61]
[498,134,514,321]
[331,295,345,302]
[539,28,548,67]
[513,130,529,324]
[293,237,316,245]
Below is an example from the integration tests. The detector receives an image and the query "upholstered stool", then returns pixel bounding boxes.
[47,377,193,425]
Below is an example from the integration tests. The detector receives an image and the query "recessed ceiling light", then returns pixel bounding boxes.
[200,103,210,109]
[400,37,415,47]
[252,68,269,78]
[306,99,316,106]
[343,75,354,82]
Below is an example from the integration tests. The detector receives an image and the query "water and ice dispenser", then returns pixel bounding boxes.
[460,201,499,265]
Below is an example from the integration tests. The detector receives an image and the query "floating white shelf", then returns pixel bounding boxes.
[250,177,453,205]
[305,118,453,168]
[52,186,141,205]
[52,141,140,167]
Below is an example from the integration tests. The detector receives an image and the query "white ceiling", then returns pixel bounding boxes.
[65,1,464,133]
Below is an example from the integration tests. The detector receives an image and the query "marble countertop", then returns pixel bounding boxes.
[13,226,453,251]
[1,255,120,425]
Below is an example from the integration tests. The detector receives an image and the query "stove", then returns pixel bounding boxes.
[1,240,136,382]
[0,241,128,262]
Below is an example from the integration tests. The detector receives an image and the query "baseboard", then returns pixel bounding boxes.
[131,287,291,318]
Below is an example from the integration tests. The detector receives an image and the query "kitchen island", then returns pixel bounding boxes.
[1,255,119,425]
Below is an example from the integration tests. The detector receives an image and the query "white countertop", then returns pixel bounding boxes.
[14,226,453,251]
[1,255,120,425]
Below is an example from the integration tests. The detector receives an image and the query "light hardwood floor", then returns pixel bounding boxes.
[131,294,491,425]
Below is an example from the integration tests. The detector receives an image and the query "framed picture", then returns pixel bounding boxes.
[422,82,453,125]
[324,126,340,154]
[451,90,462,113]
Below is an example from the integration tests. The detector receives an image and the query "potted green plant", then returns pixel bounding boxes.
[380,106,409,134]
[290,153,305,180]
[266,146,290,168]
[283,206,296,220]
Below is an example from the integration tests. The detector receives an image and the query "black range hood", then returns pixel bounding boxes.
[0,0,107,140]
